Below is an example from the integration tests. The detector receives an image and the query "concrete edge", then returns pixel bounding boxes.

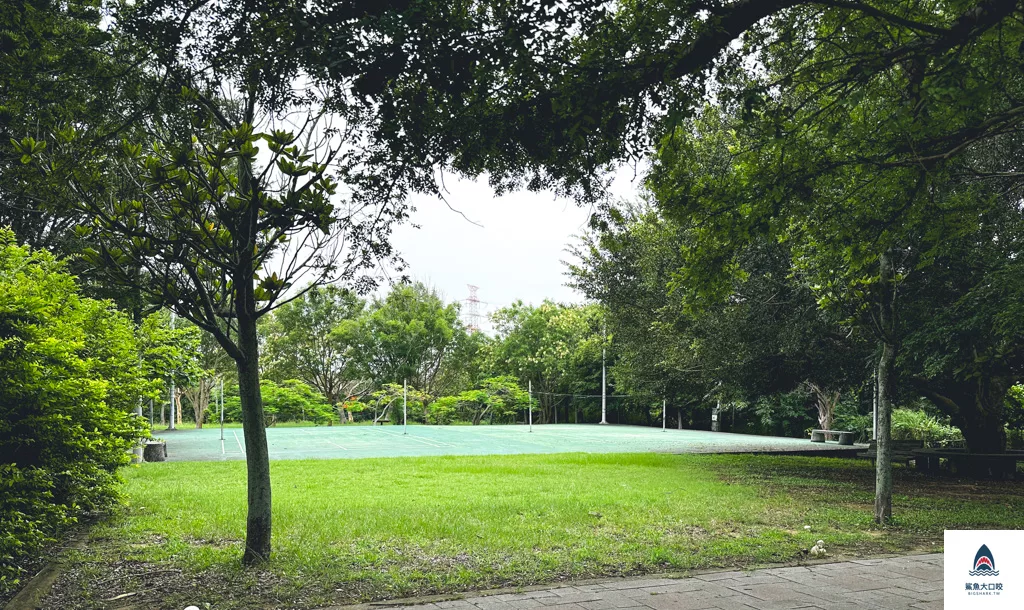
[4,533,89,610]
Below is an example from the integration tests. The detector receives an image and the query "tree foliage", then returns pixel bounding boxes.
[0,229,148,591]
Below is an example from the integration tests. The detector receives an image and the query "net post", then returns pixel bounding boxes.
[169,312,176,431]
[600,321,608,424]
[403,379,408,435]
[528,380,533,433]
[663,398,666,431]
[219,376,225,441]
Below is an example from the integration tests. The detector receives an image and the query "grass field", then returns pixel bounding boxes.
[48,453,1024,609]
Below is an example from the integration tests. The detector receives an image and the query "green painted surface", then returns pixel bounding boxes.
[158,424,859,461]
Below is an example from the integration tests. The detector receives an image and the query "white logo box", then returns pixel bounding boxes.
[945,530,1024,609]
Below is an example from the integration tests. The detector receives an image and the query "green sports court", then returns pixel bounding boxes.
[159,423,861,461]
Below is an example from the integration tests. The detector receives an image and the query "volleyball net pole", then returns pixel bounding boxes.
[219,376,225,442]
[528,380,533,433]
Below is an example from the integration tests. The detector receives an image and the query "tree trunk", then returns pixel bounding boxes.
[875,248,896,524]
[917,376,1011,453]
[961,405,1007,453]
[806,382,839,431]
[184,378,213,429]
[237,315,272,565]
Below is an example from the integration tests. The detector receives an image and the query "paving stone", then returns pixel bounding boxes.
[844,589,930,608]
[604,579,687,591]
[581,593,652,609]
[473,600,516,610]
[490,594,531,602]
[621,583,734,600]
[757,567,813,578]
[889,587,943,602]
[814,574,894,593]
[888,578,943,593]
[847,559,886,566]
[437,601,476,609]
[909,602,943,610]
[711,575,787,587]
[634,583,708,595]
[539,604,589,610]
[796,602,873,610]
[538,594,603,606]
[506,598,548,609]
[695,572,746,582]
[634,592,726,610]
[524,590,561,599]
[724,598,820,610]
[853,565,941,582]
[549,588,585,597]
[724,583,818,604]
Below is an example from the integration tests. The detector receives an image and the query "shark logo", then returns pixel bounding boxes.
[969,544,999,577]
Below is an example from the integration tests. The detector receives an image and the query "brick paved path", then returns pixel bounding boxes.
[376,554,943,610]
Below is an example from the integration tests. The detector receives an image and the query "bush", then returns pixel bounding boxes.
[753,387,815,438]
[832,397,872,443]
[427,396,459,425]
[0,231,148,591]
[891,408,963,444]
[223,379,336,425]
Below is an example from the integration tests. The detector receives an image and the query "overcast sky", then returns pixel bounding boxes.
[389,167,644,329]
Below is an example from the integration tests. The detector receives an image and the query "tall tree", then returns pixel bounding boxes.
[351,283,463,395]
[15,0,437,564]
[489,301,604,423]
[262,285,365,406]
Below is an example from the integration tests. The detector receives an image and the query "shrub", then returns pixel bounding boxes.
[891,408,963,444]
[223,379,336,424]
[0,231,148,591]
[832,397,872,443]
[427,396,459,425]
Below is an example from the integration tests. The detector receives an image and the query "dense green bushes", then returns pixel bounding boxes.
[0,230,148,591]
[222,379,336,425]
[891,409,963,445]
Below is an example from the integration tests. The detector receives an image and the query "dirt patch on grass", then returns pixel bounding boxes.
[711,456,1024,503]
[42,557,295,610]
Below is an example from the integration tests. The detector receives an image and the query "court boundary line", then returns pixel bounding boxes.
[374,427,453,448]
[302,428,347,451]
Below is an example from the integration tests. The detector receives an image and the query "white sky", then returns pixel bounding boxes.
[390,167,645,327]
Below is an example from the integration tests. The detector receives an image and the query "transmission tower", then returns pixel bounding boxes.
[463,284,484,333]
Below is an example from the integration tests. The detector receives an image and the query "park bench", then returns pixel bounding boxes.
[913,448,1024,480]
[810,429,855,445]
[858,439,924,466]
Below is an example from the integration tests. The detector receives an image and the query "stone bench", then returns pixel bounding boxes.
[858,439,924,465]
[810,429,855,445]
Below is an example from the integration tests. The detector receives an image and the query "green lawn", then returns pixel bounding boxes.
[52,454,1024,609]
